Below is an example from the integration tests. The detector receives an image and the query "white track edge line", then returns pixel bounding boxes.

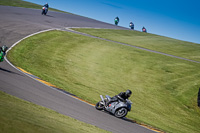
[4,28,160,133]
[4,28,94,107]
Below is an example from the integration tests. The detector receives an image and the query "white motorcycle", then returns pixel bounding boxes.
[95,95,132,118]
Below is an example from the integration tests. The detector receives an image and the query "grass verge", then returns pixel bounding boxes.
[7,30,200,133]
[0,91,110,133]
[73,28,200,62]
[0,0,69,13]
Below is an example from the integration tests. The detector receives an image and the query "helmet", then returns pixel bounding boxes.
[125,89,132,97]
[1,45,8,52]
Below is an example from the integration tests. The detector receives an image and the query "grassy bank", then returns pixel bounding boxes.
[7,30,200,133]
[0,91,109,133]
[0,0,69,13]
[73,28,200,62]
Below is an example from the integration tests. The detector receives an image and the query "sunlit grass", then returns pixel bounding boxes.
[0,0,69,13]
[73,28,200,62]
[0,91,110,133]
[7,30,200,133]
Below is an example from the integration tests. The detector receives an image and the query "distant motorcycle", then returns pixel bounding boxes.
[142,27,147,33]
[114,18,119,25]
[0,51,4,62]
[0,45,8,62]
[95,95,132,118]
[41,6,48,15]
[129,23,134,30]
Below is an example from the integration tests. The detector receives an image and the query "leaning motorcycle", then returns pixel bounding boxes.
[41,6,48,15]
[95,95,132,118]
[0,51,5,62]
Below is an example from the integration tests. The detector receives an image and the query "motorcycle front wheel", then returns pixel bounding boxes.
[95,102,104,110]
[114,108,128,118]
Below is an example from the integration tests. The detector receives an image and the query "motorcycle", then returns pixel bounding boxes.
[114,18,119,25]
[41,6,48,15]
[0,46,7,62]
[129,23,134,30]
[95,95,132,118]
[0,51,5,62]
[142,27,147,33]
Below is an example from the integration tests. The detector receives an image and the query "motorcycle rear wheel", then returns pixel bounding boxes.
[114,108,128,118]
[95,102,104,110]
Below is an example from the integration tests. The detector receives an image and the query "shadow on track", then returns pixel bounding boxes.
[44,14,54,18]
[0,67,22,76]
[122,117,136,123]
[99,110,136,124]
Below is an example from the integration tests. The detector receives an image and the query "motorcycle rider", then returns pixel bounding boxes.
[142,26,147,32]
[0,45,8,62]
[129,21,134,29]
[115,16,119,22]
[42,3,49,15]
[106,90,132,107]
[44,3,49,9]
[114,16,119,25]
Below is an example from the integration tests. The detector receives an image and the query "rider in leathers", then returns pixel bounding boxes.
[43,3,49,12]
[44,3,49,8]
[106,90,132,107]
[0,45,8,62]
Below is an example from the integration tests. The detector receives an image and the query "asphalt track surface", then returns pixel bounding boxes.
[0,6,157,133]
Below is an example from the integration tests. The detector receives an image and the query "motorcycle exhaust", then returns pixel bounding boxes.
[100,95,104,101]
[100,95,106,105]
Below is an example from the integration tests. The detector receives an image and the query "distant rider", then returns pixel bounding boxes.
[42,3,49,15]
[129,21,134,29]
[0,45,8,62]
[114,16,119,25]
[142,26,147,32]
[115,16,119,22]
[106,90,132,107]
[44,3,49,9]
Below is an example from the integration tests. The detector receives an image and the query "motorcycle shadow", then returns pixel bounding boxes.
[101,110,136,124]
[0,67,22,76]
[44,14,54,18]
[122,117,136,123]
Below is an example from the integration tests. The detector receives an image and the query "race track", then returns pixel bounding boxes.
[0,6,156,133]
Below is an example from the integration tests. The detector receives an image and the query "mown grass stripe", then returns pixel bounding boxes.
[67,28,200,64]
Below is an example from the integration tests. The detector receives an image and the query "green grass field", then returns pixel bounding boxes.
[0,0,69,13]
[2,0,200,132]
[7,30,200,133]
[0,91,110,133]
[73,28,200,62]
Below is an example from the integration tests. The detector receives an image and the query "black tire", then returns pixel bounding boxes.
[95,102,104,110]
[114,108,128,118]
